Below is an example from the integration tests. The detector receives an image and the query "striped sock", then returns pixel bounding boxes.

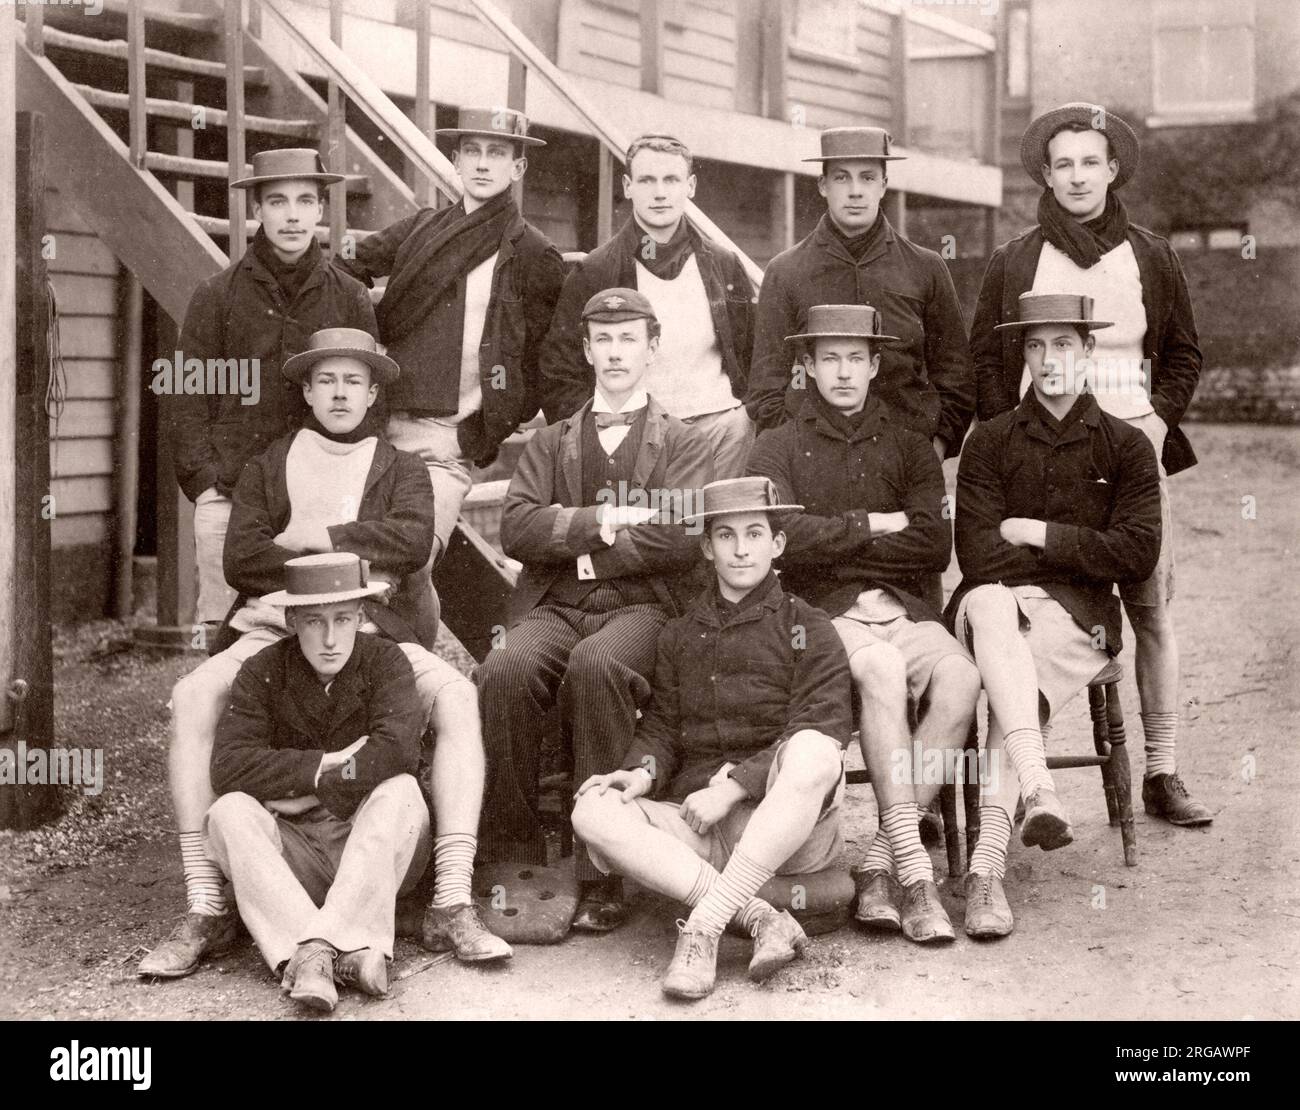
[969,806,1014,879]
[1141,712,1178,777]
[854,829,895,876]
[432,833,477,909]
[1002,727,1054,796]
[684,860,770,932]
[881,802,932,886]
[181,830,227,916]
[686,848,775,938]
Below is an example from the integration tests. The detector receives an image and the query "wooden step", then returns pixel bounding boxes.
[191,214,372,243]
[37,1,219,41]
[75,84,319,140]
[144,152,371,194]
[42,26,268,86]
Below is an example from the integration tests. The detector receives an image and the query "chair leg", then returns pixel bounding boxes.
[940,782,963,878]
[962,718,981,863]
[1089,684,1119,825]
[1104,682,1138,867]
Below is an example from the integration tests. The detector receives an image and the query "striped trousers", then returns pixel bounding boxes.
[477,587,667,880]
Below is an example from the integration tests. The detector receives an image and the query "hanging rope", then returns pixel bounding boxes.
[44,277,68,478]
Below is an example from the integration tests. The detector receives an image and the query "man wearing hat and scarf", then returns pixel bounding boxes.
[573,476,852,1000]
[479,288,712,931]
[166,148,377,634]
[747,304,981,946]
[335,106,566,566]
[141,328,510,980]
[206,552,430,1013]
[744,127,974,466]
[970,103,1210,828]
[950,292,1162,937]
[540,134,755,478]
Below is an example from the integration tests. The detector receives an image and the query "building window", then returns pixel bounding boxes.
[1005,4,1029,100]
[1153,0,1255,120]
[791,0,859,65]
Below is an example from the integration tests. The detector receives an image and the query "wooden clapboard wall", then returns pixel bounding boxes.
[783,0,894,131]
[44,182,121,614]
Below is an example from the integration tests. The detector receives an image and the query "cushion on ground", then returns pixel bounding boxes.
[469,861,579,944]
[725,867,855,937]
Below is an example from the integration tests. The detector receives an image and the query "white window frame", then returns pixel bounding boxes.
[1150,0,1256,125]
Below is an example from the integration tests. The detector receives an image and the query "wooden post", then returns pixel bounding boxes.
[596,146,614,246]
[24,1,44,57]
[760,0,787,122]
[984,42,1002,257]
[506,0,529,211]
[1,0,16,739]
[226,0,248,261]
[770,170,795,256]
[114,274,143,620]
[327,0,347,257]
[414,0,432,207]
[127,0,147,166]
[1,112,57,829]
[640,0,663,95]
[248,0,263,39]
[151,313,197,643]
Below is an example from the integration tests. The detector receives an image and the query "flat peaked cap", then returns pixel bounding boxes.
[581,287,658,324]
[437,106,545,147]
[994,292,1115,332]
[803,126,906,163]
[786,303,899,344]
[281,327,400,384]
[230,147,344,190]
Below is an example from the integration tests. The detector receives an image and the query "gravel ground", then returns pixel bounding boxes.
[1,423,1296,1020]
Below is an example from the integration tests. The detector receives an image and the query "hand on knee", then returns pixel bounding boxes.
[571,788,623,844]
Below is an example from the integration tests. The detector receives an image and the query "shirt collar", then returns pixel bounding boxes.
[1016,390,1101,438]
[592,387,648,415]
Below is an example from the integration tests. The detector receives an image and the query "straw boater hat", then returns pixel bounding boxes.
[786,303,899,345]
[1020,102,1139,189]
[436,106,546,148]
[230,147,344,190]
[261,553,388,609]
[802,126,907,164]
[993,292,1114,332]
[281,327,400,385]
[680,477,803,526]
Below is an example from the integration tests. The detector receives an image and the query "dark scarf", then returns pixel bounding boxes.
[1037,189,1130,270]
[301,410,383,445]
[828,209,887,262]
[253,227,319,303]
[620,214,695,281]
[376,189,516,345]
[814,389,875,437]
[713,570,778,622]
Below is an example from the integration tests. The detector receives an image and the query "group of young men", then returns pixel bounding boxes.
[137,99,1211,1008]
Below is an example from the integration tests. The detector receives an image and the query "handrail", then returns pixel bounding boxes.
[259,0,462,204]
[126,0,146,164]
[462,0,765,292]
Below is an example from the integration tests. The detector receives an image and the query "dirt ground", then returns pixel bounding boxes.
[1,423,1297,1021]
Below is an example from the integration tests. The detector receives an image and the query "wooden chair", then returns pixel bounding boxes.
[962,656,1137,867]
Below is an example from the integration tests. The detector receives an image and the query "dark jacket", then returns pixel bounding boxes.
[946,392,1162,655]
[970,223,1202,476]
[222,430,438,649]
[746,393,951,621]
[745,215,974,456]
[499,396,714,625]
[211,632,422,821]
[539,217,754,422]
[621,572,852,803]
[167,238,377,501]
[337,206,566,467]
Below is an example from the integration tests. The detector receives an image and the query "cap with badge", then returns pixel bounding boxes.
[581,287,659,325]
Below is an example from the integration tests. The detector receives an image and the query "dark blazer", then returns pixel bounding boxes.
[499,396,714,625]
[621,572,852,803]
[539,217,754,422]
[947,392,1162,655]
[747,393,951,622]
[337,206,566,468]
[745,215,974,456]
[167,238,377,501]
[222,430,438,649]
[211,632,422,821]
[969,223,1202,476]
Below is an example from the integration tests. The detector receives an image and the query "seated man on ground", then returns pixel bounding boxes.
[139,328,507,980]
[948,292,1161,939]
[206,554,429,1013]
[573,476,852,1001]
[746,304,981,945]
